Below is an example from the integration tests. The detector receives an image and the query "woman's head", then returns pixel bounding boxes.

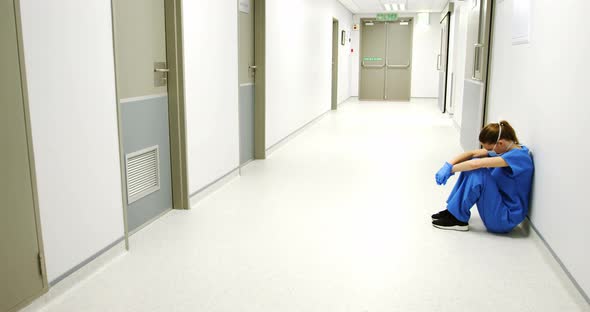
[479,120,519,153]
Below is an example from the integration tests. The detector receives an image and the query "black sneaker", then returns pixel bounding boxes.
[432,212,469,231]
[431,209,452,220]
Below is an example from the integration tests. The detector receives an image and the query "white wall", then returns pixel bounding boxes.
[350,13,441,98]
[182,0,240,194]
[487,0,590,297]
[266,0,353,148]
[411,13,441,98]
[19,1,125,282]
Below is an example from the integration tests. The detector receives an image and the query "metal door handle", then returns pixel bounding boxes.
[249,65,257,70]
[154,68,170,73]
[472,43,484,80]
[387,62,410,69]
[362,61,385,68]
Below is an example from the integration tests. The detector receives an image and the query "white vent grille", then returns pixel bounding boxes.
[126,146,160,204]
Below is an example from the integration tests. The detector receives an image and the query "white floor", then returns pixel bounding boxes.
[27,98,589,312]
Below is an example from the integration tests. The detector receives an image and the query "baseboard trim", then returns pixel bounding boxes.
[528,218,590,305]
[266,110,331,157]
[129,208,173,236]
[21,239,126,311]
[189,168,240,208]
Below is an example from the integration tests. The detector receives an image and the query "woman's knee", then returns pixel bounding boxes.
[460,168,489,181]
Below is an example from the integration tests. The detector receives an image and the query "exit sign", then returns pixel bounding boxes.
[376,13,398,21]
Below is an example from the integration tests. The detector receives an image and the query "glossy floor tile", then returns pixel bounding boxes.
[28,98,590,312]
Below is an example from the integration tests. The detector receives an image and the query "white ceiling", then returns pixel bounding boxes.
[338,0,449,13]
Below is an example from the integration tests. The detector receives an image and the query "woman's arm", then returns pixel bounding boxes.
[448,149,489,166]
[451,156,508,173]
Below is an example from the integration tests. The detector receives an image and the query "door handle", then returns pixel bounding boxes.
[362,61,385,68]
[437,54,441,70]
[472,43,484,80]
[387,62,410,69]
[249,65,257,70]
[153,62,169,87]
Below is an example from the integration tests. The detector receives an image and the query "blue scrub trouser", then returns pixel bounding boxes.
[446,169,516,233]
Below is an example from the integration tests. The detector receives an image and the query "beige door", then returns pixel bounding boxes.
[385,20,413,101]
[239,0,255,164]
[113,0,174,232]
[253,0,267,159]
[360,20,387,100]
[332,18,339,110]
[0,1,46,311]
[360,19,413,101]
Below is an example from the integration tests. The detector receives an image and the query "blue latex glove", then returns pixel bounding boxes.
[435,162,454,185]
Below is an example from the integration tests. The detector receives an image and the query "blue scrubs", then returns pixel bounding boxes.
[446,146,534,233]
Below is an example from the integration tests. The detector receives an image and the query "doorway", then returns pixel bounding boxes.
[332,18,339,110]
[438,8,452,113]
[239,0,256,164]
[359,18,413,101]
[111,0,188,234]
[239,0,266,161]
[460,0,494,150]
[1,1,48,311]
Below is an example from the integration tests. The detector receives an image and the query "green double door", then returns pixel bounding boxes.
[0,1,46,311]
[360,19,413,101]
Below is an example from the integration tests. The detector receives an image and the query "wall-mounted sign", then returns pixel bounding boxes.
[376,13,398,22]
[512,0,530,45]
[363,57,383,61]
[239,0,250,13]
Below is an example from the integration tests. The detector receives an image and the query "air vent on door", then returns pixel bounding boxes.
[125,146,160,204]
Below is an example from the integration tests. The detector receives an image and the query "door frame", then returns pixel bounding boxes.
[254,0,266,159]
[7,1,50,311]
[332,18,339,110]
[438,7,452,113]
[482,0,496,125]
[110,0,189,247]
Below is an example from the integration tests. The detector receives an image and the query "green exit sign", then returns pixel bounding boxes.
[376,13,398,21]
[363,57,383,61]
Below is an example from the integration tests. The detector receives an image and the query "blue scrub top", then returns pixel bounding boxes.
[488,145,534,224]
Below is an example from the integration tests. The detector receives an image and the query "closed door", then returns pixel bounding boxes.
[239,0,255,164]
[331,19,339,110]
[438,13,451,113]
[360,20,413,101]
[1,1,46,311]
[460,0,493,150]
[113,0,173,232]
[385,21,413,101]
[360,21,386,100]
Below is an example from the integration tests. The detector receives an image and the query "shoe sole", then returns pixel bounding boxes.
[432,224,469,232]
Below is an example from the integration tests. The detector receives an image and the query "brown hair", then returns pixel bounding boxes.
[479,120,519,145]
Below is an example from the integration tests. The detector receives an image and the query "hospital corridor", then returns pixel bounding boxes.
[2,0,590,312]
[14,99,590,312]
